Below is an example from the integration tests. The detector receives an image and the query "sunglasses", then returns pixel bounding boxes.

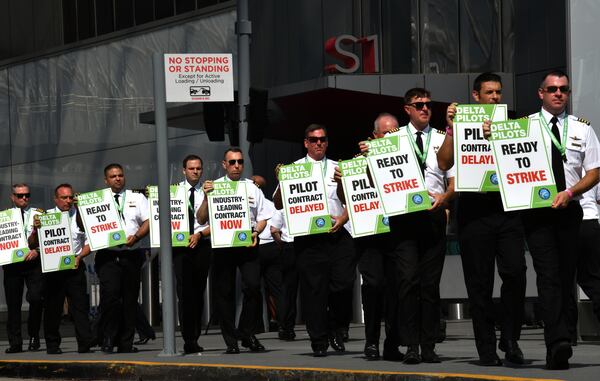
[13,193,30,199]
[544,86,570,94]
[227,159,244,165]
[407,101,432,110]
[306,136,328,144]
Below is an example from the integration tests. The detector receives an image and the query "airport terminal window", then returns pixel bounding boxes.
[77,0,96,40]
[95,0,115,36]
[134,0,155,25]
[176,0,197,14]
[420,0,459,73]
[155,0,175,19]
[61,0,229,44]
[115,0,135,31]
[380,0,506,74]
[459,0,501,73]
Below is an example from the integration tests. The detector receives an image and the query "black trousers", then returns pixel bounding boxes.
[521,201,582,348]
[457,193,526,357]
[389,209,446,347]
[43,264,94,350]
[173,240,211,346]
[2,259,44,348]
[135,303,155,340]
[295,229,356,350]
[356,233,399,350]
[259,241,298,332]
[577,219,600,322]
[95,249,144,350]
[213,246,262,346]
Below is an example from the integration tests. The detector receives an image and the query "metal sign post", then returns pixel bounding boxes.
[152,52,177,356]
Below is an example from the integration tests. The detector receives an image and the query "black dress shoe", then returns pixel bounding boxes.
[341,328,349,343]
[101,345,114,354]
[313,348,327,357]
[134,337,151,345]
[117,346,139,353]
[278,329,296,341]
[78,346,93,353]
[421,344,441,363]
[5,346,22,354]
[364,343,380,360]
[47,347,63,355]
[101,338,114,354]
[241,335,265,352]
[382,348,404,361]
[403,345,421,364]
[546,341,572,370]
[329,333,345,352]
[479,353,503,366]
[28,337,40,351]
[225,344,240,354]
[184,343,203,354]
[499,340,525,364]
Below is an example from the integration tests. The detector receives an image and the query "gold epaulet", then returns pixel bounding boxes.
[353,152,367,158]
[35,208,44,213]
[577,117,591,126]
[435,128,446,135]
[385,126,402,135]
[131,188,145,194]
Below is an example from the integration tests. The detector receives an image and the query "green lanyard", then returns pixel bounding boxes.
[115,191,126,217]
[405,125,432,166]
[538,112,568,160]
[305,156,328,174]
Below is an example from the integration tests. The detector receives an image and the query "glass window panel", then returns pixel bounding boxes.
[420,0,459,73]
[115,0,135,31]
[134,0,155,25]
[96,0,115,35]
[459,0,501,72]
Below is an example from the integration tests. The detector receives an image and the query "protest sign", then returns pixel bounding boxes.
[489,118,556,211]
[78,188,127,250]
[38,211,76,272]
[148,185,190,248]
[365,132,431,216]
[207,181,253,248]
[454,104,508,191]
[0,208,30,265]
[278,162,331,237]
[339,156,389,237]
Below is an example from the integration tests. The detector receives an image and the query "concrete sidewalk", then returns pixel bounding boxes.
[1,321,599,380]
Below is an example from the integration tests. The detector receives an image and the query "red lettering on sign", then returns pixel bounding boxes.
[90,221,118,234]
[507,170,547,184]
[220,219,242,229]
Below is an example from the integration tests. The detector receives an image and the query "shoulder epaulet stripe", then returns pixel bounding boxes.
[131,189,145,194]
[436,128,446,135]
[577,117,591,125]
[35,208,44,213]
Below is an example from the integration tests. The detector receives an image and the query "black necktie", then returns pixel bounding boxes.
[416,131,426,174]
[21,209,25,223]
[189,187,195,235]
[550,117,566,192]
[114,194,124,220]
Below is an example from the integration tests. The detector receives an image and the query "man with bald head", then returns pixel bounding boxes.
[354,113,404,361]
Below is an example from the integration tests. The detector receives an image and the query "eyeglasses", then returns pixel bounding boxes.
[407,101,432,110]
[306,136,328,144]
[544,86,570,94]
[13,193,30,199]
[227,159,244,165]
